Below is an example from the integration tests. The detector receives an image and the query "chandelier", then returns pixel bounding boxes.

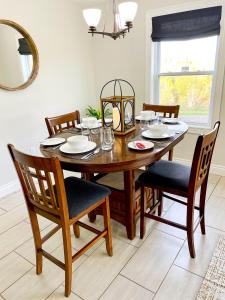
[83,1,138,40]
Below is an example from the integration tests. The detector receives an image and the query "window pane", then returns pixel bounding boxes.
[159,75,213,124]
[160,36,217,73]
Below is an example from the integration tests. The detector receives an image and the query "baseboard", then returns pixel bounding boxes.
[0,179,20,199]
[174,157,225,176]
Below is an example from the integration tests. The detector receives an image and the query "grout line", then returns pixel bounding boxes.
[173,264,204,279]
[0,218,29,236]
[205,224,225,234]
[120,273,156,294]
[1,264,34,295]
[0,293,6,300]
[152,238,186,299]
[14,250,36,266]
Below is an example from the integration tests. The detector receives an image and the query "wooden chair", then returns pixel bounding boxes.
[138,121,220,258]
[8,144,112,297]
[143,103,180,160]
[45,111,80,137]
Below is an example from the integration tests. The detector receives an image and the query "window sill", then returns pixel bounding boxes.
[187,125,211,135]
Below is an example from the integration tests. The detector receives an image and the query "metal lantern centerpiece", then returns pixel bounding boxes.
[100,79,135,135]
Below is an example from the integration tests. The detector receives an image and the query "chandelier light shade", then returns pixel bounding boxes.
[118,2,138,23]
[83,9,101,27]
[82,0,138,40]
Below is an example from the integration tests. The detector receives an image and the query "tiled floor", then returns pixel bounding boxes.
[0,173,224,299]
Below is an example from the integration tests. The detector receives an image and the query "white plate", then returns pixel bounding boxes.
[40,137,65,146]
[135,115,156,121]
[162,118,179,124]
[98,118,112,124]
[142,130,175,139]
[75,123,101,130]
[59,141,96,154]
[128,140,154,151]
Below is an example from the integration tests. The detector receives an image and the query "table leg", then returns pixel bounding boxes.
[124,170,136,240]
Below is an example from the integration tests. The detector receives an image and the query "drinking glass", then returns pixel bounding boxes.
[155,112,162,125]
[101,128,113,151]
[140,119,149,130]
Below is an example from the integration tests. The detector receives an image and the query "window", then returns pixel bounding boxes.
[154,36,218,125]
[20,55,33,82]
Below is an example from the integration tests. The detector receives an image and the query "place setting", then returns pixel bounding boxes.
[141,124,175,140]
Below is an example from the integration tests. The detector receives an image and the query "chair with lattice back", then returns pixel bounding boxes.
[45,111,80,137]
[138,121,220,258]
[8,144,112,297]
[143,103,180,160]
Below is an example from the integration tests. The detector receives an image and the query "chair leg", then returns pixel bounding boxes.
[73,222,80,238]
[103,196,113,256]
[168,148,173,161]
[62,223,73,297]
[199,179,208,235]
[88,211,97,223]
[29,208,43,275]
[158,190,163,217]
[140,185,146,239]
[186,197,196,258]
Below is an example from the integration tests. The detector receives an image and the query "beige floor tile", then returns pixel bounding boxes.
[156,202,198,240]
[175,226,224,277]
[71,237,136,300]
[15,224,63,264]
[0,295,4,299]
[0,252,33,293]
[0,204,28,234]
[0,222,32,259]
[100,275,154,300]
[0,208,5,216]
[154,266,203,300]
[47,285,81,300]
[206,195,225,231]
[2,247,85,300]
[0,191,24,211]
[211,177,225,198]
[208,173,221,185]
[121,230,183,292]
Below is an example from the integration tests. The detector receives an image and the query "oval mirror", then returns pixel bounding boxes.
[0,20,39,91]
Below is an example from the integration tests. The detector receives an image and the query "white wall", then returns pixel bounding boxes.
[0,0,96,195]
[92,0,225,172]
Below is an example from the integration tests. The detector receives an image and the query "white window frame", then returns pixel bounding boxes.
[145,0,225,133]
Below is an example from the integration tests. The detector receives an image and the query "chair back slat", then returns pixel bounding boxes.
[189,121,220,192]
[8,145,69,218]
[45,111,80,137]
[143,103,180,118]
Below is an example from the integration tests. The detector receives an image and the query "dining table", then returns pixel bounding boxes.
[40,121,188,240]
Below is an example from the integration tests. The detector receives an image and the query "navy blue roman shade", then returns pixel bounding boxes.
[18,38,32,55]
[151,6,222,42]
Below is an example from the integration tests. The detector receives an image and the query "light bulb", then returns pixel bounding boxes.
[118,2,138,23]
[83,9,101,27]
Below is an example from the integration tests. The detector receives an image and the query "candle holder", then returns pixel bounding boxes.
[100,79,136,136]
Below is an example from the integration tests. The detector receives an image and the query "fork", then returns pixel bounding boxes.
[81,147,100,160]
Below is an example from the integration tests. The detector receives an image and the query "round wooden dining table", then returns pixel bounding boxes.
[41,122,188,240]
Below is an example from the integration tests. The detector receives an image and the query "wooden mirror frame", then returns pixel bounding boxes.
[0,20,39,91]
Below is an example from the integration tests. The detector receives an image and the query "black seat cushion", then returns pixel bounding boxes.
[63,177,111,219]
[138,160,191,192]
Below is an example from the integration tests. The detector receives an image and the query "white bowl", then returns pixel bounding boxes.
[82,117,98,128]
[140,110,155,120]
[148,124,168,134]
[67,136,88,149]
